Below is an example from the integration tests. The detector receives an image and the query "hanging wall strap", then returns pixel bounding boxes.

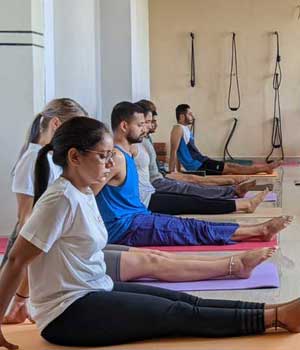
[228,32,241,111]
[224,33,241,161]
[190,32,196,87]
[265,31,284,163]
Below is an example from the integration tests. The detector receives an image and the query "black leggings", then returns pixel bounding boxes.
[41,282,265,347]
[148,192,236,215]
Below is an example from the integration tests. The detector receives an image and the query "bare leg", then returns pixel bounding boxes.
[169,172,252,186]
[166,172,236,186]
[212,175,251,184]
[265,298,300,332]
[119,248,275,282]
[234,180,256,197]
[223,160,282,175]
[235,188,269,213]
[129,246,274,263]
[231,216,293,242]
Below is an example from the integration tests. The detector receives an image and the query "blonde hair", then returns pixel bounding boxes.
[12,98,88,175]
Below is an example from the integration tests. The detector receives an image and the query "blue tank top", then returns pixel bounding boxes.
[177,125,208,170]
[96,145,150,243]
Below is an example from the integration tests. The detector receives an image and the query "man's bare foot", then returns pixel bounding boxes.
[235,179,257,197]
[276,298,300,332]
[229,175,250,184]
[266,160,283,174]
[231,248,276,279]
[259,216,293,241]
[236,188,269,213]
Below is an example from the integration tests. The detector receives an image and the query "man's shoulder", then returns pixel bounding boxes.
[171,124,184,136]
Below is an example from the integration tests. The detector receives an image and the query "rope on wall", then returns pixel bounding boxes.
[265,31,284,163]
[190,32,196,87]
[223,32,241,161]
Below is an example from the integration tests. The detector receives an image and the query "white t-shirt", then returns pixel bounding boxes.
[12,143,62,196]
[20,177,113,331]
[134,143,155,207]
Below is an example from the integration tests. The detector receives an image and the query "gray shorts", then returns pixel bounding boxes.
[103,244,130,282]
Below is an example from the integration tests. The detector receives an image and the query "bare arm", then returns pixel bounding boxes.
[12,194,33,301]
[169,126,183,172]
[91,149,126,196]
[0,236,42,349]
[16,194,33,231]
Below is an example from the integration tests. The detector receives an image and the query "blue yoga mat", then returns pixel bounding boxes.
[134,262,279,292]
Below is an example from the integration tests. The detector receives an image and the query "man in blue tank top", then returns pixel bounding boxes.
[94,102,287,247]
[169,104,282,176]
[136,100,258,199]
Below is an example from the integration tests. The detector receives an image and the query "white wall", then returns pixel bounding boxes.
[149,0,300,159]
[0,0,151,233]
[50,0,98,116]
[100,0,133,124]
[99,0,150,125]
[131,0,150,101]
[0,0,44,234]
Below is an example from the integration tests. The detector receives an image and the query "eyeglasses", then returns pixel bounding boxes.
[85,149,116,164]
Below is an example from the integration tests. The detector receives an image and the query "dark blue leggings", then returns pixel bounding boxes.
[117,213,239,246]
[41,282,265,347]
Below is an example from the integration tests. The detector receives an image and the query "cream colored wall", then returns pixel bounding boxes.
[149,0,300,158]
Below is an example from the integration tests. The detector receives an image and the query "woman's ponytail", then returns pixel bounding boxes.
[34,143,53,205]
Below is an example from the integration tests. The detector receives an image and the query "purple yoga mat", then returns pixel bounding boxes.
[239,191,277,202]
[134,262,279,292]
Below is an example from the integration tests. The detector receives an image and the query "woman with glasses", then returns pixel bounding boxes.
[0,117,299,349]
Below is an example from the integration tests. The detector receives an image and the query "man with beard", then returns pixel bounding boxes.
[93,101,288,247]
[132,101,267,215]
[136,100,258,202]
[169,104,282,175]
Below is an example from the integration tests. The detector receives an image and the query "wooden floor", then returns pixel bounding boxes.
[3,323,300,350]
[3,166,300,349]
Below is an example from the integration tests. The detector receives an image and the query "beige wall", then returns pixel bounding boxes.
[149,0,300,158]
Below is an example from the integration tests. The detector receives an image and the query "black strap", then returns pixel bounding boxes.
[190,32,195,87]
[265,31,284,163]
[228,33,241,111]
[223,117,238,161]
[224,33,241,161]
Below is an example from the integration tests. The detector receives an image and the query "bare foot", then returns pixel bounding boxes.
[235,179,257,197]
[232,248,276,279]
[232,175,250,184]
[259,216,293,241]
[266,160,283,174]
[276,298,300,332]
[236,188,269,213]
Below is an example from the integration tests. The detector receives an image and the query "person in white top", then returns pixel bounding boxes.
[0,117,300,349]
[6,100,282,328]
[2,98,88,324]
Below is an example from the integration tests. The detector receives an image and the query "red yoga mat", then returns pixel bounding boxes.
[0,237,8,254]
[139,238,277,252]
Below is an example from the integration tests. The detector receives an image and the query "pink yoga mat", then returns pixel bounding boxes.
[0,237,8,254]
[134,262,279,291]
[241,191,277,202]
[140,238,277,252]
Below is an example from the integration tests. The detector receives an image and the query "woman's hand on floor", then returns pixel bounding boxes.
[2,296,34,325]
